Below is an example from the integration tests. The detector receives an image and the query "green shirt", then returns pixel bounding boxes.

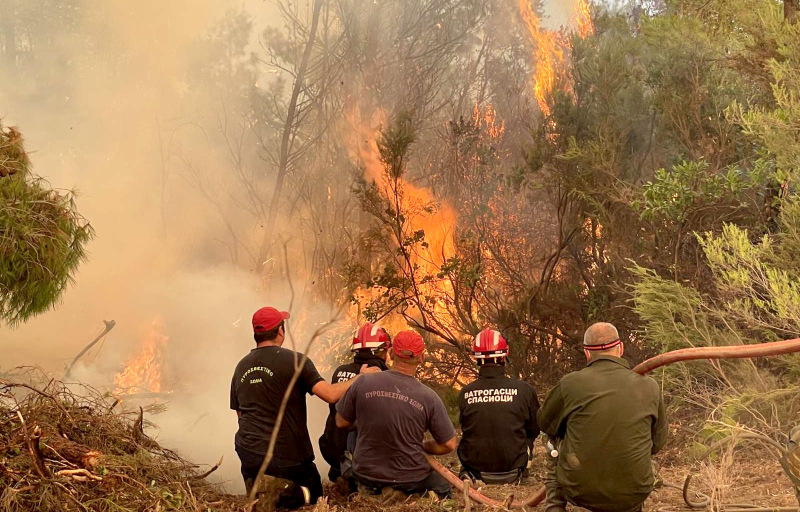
[537,356,668,512]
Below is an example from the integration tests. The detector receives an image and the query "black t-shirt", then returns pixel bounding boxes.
[318,353,388,468]
[230,345,325,462]
[457,365,540,473]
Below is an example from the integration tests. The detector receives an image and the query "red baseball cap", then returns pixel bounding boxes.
[252,307,290,333]
[392,330,425,359]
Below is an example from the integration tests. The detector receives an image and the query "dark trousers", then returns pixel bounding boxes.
[236,445,323,509]
[460,464,524,485]
[355,470,452,498]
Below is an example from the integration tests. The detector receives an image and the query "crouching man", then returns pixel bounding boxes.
[319,322,391,482]
[458,328,540,484]
[230,307,379,509]
[335,330,457,498]
[537,322,668,512]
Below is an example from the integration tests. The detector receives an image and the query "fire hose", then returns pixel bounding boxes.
[428,337,800,509]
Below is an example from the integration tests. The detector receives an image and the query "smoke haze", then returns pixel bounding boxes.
[1,0,579,493]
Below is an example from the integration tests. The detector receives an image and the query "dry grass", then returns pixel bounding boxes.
[1,369,796,512]
[0,369,245,512]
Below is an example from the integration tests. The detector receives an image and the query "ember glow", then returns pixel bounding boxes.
[114,319,168,395]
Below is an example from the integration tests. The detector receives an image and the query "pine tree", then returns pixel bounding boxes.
[0,123,94,325]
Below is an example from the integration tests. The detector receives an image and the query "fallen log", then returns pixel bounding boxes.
[428,337,800,509]
[44,435,103,469]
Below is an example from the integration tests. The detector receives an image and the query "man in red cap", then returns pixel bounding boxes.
[230,307,379,509]
[335,330,457,499]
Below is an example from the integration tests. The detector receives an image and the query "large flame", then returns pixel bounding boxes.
[518,0,565,118]
[114,319,167,395]
[347,108,456,269]
[345,107,457,330]
[575,0,594,39]
[518,0,594,117]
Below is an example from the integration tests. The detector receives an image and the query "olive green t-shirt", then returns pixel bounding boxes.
[537,356,668,512]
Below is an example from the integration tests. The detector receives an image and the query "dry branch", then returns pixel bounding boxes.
[63,319,116,380]
[0,373,245,512]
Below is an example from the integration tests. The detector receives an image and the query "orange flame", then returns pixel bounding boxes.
[473,103,505,140]
[518,0,565,117]
[518,0,594,118]
[346,108,456,267]
[575,0,594,38]
[114,319,167,395]
[345,107,457,327]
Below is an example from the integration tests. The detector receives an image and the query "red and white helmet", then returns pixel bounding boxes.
[472,328,509,359]
[352,322,392,351]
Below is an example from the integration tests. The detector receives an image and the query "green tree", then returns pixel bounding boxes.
[0,123,93,325]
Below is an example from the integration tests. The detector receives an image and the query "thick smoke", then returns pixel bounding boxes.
[0,0,572,493]
[0,0,343,492]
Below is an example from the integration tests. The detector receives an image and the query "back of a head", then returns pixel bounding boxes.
[391,330,425,367]
[583,322,621,358]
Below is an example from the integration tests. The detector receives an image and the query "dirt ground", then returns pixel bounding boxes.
[319,433,798,512]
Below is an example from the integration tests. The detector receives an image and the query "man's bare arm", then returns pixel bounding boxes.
[423,436,457,455]
[312,364,380,404]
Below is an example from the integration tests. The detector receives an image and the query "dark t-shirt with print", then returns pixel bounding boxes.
[230,346,324,462]
[336,370,456,484]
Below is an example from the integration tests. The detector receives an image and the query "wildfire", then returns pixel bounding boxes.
[345,106,458,333]
[575,0,594,38]
[114,319,167,395]
[346,107,457,268]
[517,0,594,117]
[473,103,505,140]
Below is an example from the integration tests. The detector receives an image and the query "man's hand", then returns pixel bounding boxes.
[335,412,353,429]
[360,364,380,374]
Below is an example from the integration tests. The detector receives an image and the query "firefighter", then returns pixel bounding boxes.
[537,322,668,512]
[230,306,380,509]
[457,328,540,484]
[319,322,392,482]
[335,330,457,498]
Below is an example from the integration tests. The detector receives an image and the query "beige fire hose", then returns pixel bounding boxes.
[428,337,800,509]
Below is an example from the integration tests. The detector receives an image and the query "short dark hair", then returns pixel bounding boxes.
[254,321,284,343]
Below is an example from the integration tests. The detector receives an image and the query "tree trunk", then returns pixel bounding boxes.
[258,0,324,273]
[787,0,798,24]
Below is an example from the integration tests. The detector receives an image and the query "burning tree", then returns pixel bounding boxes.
[0,123,93,325]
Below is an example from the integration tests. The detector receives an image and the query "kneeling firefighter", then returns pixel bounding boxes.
[457,328,541,484]
[319,322,391,481]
